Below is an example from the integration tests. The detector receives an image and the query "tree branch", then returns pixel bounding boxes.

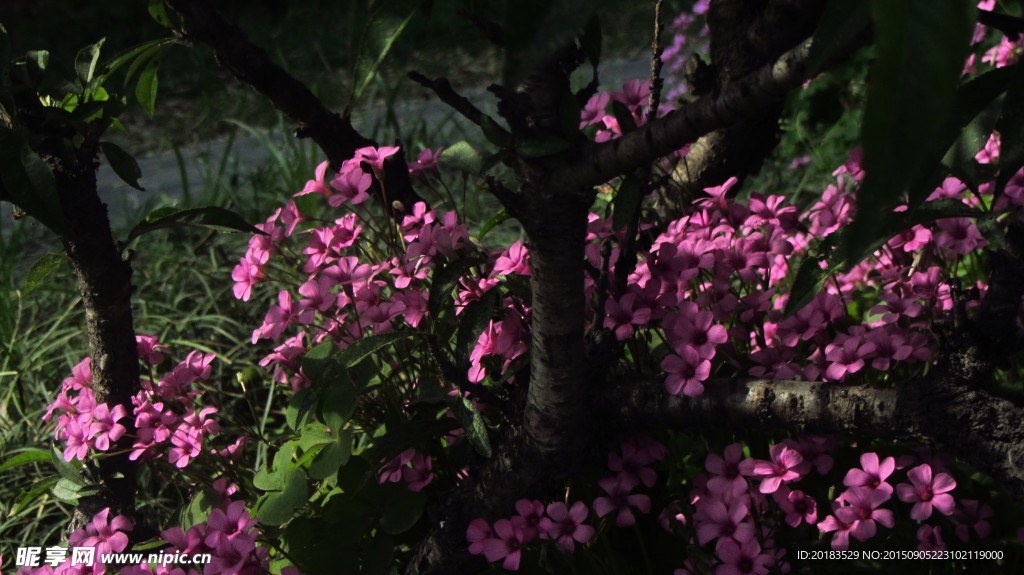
[407,71,486,127]
[550,35,815,192]
[162,0,424,213]
[599,372,1024,499]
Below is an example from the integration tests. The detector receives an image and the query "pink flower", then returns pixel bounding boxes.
[68,508,132,558]
[897,464,956,520]
[511,499,544,541]
[834,487,895,543]
[714,538,773,575]
[705,443,748,498]
[740,444,803,494]
[953,499,993,541]
[662,345,712,397]
[136,335,169,365]
[917,525,946,551]
[774,488,818,528]
[466,518,493,555]
[539,501,595,552]
[843,452,896,496]
[483,519,527,571]
[695,497,755,546]
[296,160,332,199]
[593,476,651,527]
[604,293,652,341]
[355,145,400,174]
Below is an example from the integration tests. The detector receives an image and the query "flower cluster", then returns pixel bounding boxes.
[465,437,665,570]
[378,448,434,492]
[46,336,227,469]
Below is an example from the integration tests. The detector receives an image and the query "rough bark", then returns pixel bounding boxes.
[52,143,141,533]
[162,0,423,215]
[600,369,1024,500]
[669,0,826,205]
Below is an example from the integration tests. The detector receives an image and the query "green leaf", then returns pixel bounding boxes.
[610,101,637,135]
[352,0,424,105]
[808,0,870,75]
[50,446,84,484]
[75,39,105,85]
[318,380,358,432]
[480,116,512,148]
[378,484,426,534]
[123,206,263,246]
[0,130,63,235]
[255,467,308,526]
[612,173,643,230]
[287,386,318,431]
[0,449,51,472]
[579,14,602,69]
[429,256,485,317]
[101,141,143,190]
[286,517,361,575]
[336,332,416,368]
[783,252,836,318]
[180,487,218,529]
[843,0,974,265]
[136,59,160,118]
[439,141,483,174]
[455,395,492,458]
[52,477,89,504]
[148,0,172,28]
[476,209,509,240]
[20,253,64,297]
[307,430,353,480]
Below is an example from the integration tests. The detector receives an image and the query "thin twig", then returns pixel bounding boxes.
[648,0,666,121]
[408,71,485,127]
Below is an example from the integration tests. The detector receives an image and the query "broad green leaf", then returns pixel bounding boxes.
[428,256,485,317]
[52,477,90,504]
[136,60,160,118]
[580,14,602,69]
[808,0,870,75]
[180,487,218,529]
[378,485,426,534]
[335,332,416,368]
[783,252,836,318]
[20,253,64,297]
[255,467,308,526]
[612,173,643,230]
[318,381,358,432]
[101,141,143,190]
[439,141,482,174]
[0,131,62,235]
[123,206,263,247]
[480,116,512,147]
[287,386,317,431]
[299,423,335,451]
[0,449,51,472]
[456,395,492,458]
[307,430,353,480]
[843,0,974,264]
[610,101,637,135]
[50,446,84,484]
[75,39,105,85]
[337,456,372,494]
[148,0,173,28]
[352,0,424,105]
